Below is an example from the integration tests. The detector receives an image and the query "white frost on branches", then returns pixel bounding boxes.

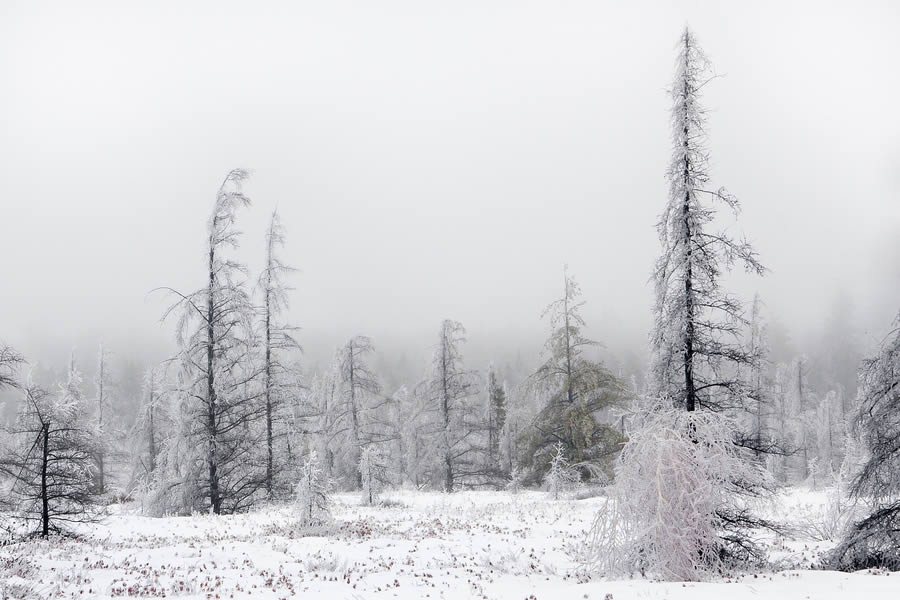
[543,442,580,500]
[580,408,771,581]
[295,451,332,527]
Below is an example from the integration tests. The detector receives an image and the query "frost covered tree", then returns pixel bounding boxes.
[258,210,301,499]
[132,365,165,480]
[830,313,900,570]
[419,320,480,492]
[585,28,772,581]
[785,356,816,482]
[485,365,507,477]
[650,29,764,413]
[0,344,24,391]
[358,445,386,506]
[745,295,771,456]
[1,361,99,537]
[395,384,430,487]
[295,450,331,527]
[92,343,114,495]
[523,268,625,484]
[159,169,262,514]
[305,360,342,479]
[543,441,579,500]
[338,336,381,488]
[582,408,775,579]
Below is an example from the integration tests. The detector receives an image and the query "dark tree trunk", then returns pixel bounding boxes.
[265,284,273,498]
[41,423,50,537]
[206,244,221,515]
[681,33,696,414]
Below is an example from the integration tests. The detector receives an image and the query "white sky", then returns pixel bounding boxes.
[2,0,898,372]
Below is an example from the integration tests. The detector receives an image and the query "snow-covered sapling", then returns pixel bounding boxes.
[295,450,332,527]
[543,442,580,500]
[359,445,386,506]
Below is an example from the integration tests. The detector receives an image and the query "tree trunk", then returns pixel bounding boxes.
[207,244,221,515]
[148,386,156,473]
[97,350,105,494]
[41,423,50,537]
[681,34,696,414]
[265,282,273,498]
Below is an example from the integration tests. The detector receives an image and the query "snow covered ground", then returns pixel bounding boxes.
[1,488,897,599]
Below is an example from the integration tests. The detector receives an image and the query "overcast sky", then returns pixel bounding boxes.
[2,0,898,374]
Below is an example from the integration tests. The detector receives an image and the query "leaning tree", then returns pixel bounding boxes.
[159,169,262,515]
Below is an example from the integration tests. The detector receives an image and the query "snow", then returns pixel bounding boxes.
[1,488,897,599]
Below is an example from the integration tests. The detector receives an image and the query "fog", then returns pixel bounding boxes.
[2,0,898,383]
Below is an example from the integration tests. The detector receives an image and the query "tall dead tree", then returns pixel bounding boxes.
[339,336,381,488]
[160,169,260,515]
[651,28,764,412]
[586,28,775,579]
[93,343,113,494]
[485,365,506,475]
[419,320,479,492]
[258,210,300,499]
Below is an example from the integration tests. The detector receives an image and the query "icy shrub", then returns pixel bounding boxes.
[295,451,332,527]
[579,407,773,581]
[543,442,580,500]
[506,467,525,495]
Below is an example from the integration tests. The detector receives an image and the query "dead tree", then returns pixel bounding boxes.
[651,28,764,413]
[258,210,300,499]
[338,336,381,488]
[418,320,480,492]
[159,169,261,514]
[2,364,99,537]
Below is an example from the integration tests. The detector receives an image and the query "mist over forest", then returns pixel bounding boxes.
[1,1,900,596]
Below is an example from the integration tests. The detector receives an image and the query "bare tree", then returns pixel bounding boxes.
[0,344,24,391]
[485,365,506,477]
[418,320,480,492]
[159,169,262,514]
[587,28,774,580]
[1,361,99,537]
[338,336,381,488]
[258,210,300,499]
[650,28,764,412]
[92,343,113,494]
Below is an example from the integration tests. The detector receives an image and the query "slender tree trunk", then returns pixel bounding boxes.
[441,332,453,492]
[798,362,808,480]
[349,342,362,489]
[206,244,221,515]
[97,350,105,494]
[681,34,696,414]
[148,383,157,473]
[563,273,574,404]
[41,423,50,537]
[265,281,273,498]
